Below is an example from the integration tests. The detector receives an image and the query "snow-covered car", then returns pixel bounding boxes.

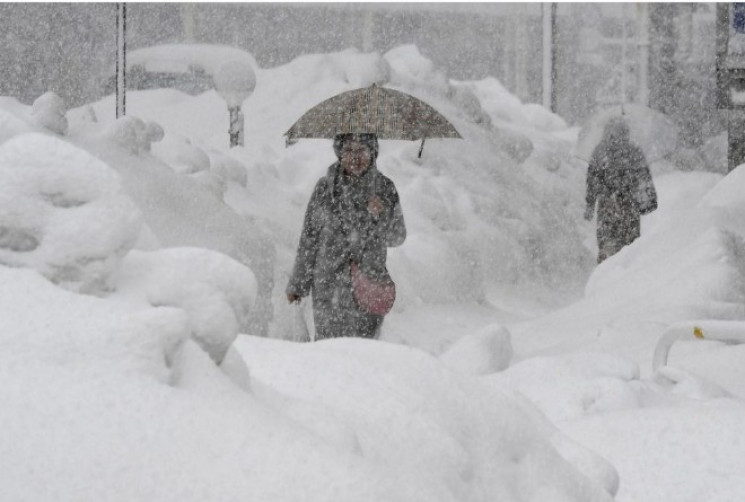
[104,43,258,96]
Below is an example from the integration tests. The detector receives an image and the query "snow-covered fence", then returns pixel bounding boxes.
[652,321,745,371]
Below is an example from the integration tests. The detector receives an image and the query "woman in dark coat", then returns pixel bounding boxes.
[286,133,406,340]
[584,117,657,263]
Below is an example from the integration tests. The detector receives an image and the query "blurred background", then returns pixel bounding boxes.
[0,3,721,150]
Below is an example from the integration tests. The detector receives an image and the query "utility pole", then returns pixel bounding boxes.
[636,3,650,106]
[116,2,126,119]
[621,3,628,105]
[542,3,557,112]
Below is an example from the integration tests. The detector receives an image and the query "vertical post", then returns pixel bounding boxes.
[542,3,553,110]
[116,3,127,119]
[636,2,650,106]
[550,3,558,113]
[514,5,528,101]
[716,3,729,110]
[229,106,244,148]
[621,3,627,105]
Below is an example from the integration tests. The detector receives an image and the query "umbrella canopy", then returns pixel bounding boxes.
[285,84,461,142]
[575,104,679,163]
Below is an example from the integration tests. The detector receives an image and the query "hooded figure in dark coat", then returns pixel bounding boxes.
[286,133,406,340]
[585,117,657,263]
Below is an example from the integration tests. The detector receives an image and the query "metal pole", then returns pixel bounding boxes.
[116,3,127,119]
[621,3,627,105]
[551,3,558,113]
[229,106,244,148]
[636,3,650,106]
[542,3,552,110]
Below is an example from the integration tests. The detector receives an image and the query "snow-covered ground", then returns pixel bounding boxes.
[1,45,744,501]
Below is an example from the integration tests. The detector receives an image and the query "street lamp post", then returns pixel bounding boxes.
[116,3,127,119]
[214,60,256,148]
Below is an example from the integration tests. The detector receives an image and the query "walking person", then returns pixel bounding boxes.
[286,133,406,340]
[584,117,657,263]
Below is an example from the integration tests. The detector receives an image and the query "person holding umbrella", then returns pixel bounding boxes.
[584,116,657,263]
[286,132,406,340]
[284,83,460,340]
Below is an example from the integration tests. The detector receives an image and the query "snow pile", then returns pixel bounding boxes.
[31,91,69,135]
[0,260,616,502]
[113,248,257,364]
[439,324,513,375]
[0,97,49,144]
[238,335,616,501]
[491,348,745,501]
[150,131,211,174]
[495,352,643,423]
[0,133,142,293]
[507,166,740,360]
[0,129,260,363]
[104,115,165,154]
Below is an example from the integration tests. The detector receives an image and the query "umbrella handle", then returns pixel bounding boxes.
[418,138,426,158]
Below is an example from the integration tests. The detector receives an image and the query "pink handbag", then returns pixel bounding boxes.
[350,261,396,316]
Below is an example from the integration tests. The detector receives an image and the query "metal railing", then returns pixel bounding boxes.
[652,320,745,371]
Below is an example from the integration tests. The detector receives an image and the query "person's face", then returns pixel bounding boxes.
[341,141,372,177]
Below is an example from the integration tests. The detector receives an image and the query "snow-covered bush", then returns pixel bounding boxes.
[112,248,258,364]
[0,133,142,293]
[385,45,450,98]
[103,115,165,154]
[210,152,248,187]
[190,170,227,199]
[439,324,513,375]
[151,132,210,174]
[449,84,492,128]
[0,99,35,145]
[31,91,68,135]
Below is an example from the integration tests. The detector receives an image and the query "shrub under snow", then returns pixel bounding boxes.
[112,247,258,364]
[31,91,69,135]
[0,133,142,293]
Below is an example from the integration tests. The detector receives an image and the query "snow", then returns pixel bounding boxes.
[214,60,257,108]
[125,43,259,78]
[1,44,744,501]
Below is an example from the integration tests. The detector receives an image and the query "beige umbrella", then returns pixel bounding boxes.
[285,83,461,157]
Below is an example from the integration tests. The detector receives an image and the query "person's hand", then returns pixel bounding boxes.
[287,293,301,304]
[368,196,385,218]
[584,205,594,221]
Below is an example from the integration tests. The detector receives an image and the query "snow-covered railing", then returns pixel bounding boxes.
[653,321,745,371]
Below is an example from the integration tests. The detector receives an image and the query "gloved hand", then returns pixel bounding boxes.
[584,205,594,221]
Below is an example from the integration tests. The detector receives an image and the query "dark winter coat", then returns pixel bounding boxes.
[586,119,657,262]
[286,161,406,340]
